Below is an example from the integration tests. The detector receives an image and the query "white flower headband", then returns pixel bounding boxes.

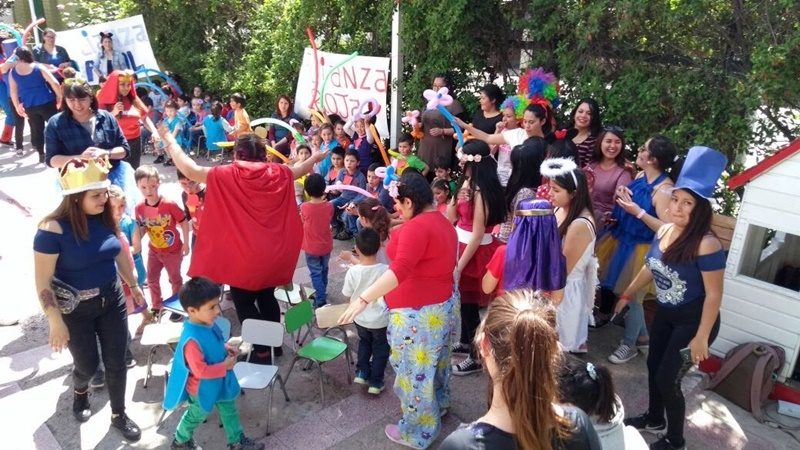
[456,148,483,163]
[540,157,578,187]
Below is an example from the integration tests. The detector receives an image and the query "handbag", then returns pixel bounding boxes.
[706,342,785,422]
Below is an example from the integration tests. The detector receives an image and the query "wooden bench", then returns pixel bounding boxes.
[711,213,736,251]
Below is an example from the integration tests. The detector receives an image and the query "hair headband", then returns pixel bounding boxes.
[540,157,578,187]
[456,148,483,163]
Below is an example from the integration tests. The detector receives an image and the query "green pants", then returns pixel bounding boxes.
[175,395,243,445]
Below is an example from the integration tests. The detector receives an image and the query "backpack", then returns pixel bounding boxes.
[706,342,785,422]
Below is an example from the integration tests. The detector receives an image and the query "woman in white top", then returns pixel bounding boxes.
[456,103,551,151]
[543,158,598,354]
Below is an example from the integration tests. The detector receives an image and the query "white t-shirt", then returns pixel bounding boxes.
[342,263,389,329]
[501,128,528,149]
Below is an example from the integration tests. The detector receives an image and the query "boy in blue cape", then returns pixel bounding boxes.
[163,277,263,450]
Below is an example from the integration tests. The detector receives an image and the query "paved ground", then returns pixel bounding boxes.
[1,137,800,449]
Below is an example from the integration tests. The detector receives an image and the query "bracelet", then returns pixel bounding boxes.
[636,209,646,219]
[619,294,631,302]
[358,296,369,305]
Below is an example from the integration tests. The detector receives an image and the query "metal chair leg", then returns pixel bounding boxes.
[267,383,275,436]
[344,348,353,384]
[144,345,159,388]
[317,362,325,405]
[283,356,300,385]
[277,374,290,401]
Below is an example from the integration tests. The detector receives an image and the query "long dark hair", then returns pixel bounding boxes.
[458,140,506,227]
[41,190,117,242]
[568,98,603,136]
[557,355,617,423]
[527,104,553,136]
[210,101,223,121]
[645,134,680,181]
[591,128,627,166]
[662,189,714,264]
[275,95,293,118]
[505,137,546,213]
[551,169,594,237]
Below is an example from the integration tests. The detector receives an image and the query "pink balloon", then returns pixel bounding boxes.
[324,184,375,198]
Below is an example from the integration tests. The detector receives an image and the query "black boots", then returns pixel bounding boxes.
[111,413,142,441]
[73,390,91,422]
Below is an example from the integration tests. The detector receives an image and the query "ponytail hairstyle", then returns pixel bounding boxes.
[661,189,714,265]
[526,103,553,136]
[456,140,506,227]
[545,129,580,161]
[210,101,223,121]
[542,159,595,237]
[644,134,680,180]
[557,355,617,423]
[356,198,390,242]
[477,290,570,450]
[504,137,547,214]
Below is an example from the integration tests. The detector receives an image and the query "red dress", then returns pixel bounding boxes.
[188,162,303,290]
[456,199,499,306]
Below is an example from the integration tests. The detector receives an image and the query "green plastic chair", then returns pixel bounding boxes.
[283,300,352,404]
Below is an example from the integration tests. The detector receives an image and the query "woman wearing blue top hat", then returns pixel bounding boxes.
[615,146,728,450]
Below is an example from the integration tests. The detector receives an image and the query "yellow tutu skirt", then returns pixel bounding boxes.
[595,234,655,302]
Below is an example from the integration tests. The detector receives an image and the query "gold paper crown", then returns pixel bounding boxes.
[59,156,111,195]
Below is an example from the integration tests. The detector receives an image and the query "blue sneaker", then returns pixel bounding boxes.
[354,370,368,385]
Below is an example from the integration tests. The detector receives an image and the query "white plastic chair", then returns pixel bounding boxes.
[233,319,290,436]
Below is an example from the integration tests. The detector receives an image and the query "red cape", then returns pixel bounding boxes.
[189,162,303,290]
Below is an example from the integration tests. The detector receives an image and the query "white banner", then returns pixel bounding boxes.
[295,48,390,138]
[55,15,159,85]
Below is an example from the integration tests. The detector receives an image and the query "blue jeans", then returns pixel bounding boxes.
[343,211,360,235]
[306,253,330,307]
[355,324,390,388]
[623,301,649,346]
[329,196,353,231]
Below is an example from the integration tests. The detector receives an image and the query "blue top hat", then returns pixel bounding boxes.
[673,146,727,200]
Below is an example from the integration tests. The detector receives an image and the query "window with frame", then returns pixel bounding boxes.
[738,225,800,292]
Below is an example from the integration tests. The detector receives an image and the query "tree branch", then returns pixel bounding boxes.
[759,106,796,141]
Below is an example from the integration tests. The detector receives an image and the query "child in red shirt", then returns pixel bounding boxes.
[177,169,206,249]
[135,165,190,311]
[482,244,507,299]
[300,174,334,307]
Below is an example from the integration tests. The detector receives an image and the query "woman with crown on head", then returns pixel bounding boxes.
[33,155,144,442]
[45,78,139,214]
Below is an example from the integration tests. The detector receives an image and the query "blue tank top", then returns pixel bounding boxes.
[11,65,56,108]
[203,115,228,151]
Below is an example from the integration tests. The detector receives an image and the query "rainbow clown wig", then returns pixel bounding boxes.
[501,67,560,120]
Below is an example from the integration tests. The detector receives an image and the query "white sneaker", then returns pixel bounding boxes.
[608,343,638,364]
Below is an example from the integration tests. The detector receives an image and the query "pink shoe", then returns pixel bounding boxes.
[384,424,418,449]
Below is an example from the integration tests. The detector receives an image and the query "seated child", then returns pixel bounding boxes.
[334,118,351,150]
[326,146,346,187]
[202,101,234,158]
[340,198,391,265]
[164,277,264,450]
[346,117,376,175]
[395,133,429,176]
[558,355,648,450]
[342,228,389,394]
[432,164,457,193]
[157,100,184,166]
[330,149,367,240]
[300,174,334,308]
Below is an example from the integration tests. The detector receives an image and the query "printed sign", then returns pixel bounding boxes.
[295,48,390,138]
[55,15,159,84]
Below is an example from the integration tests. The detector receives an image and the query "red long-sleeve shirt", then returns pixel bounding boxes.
[386,211,457,309]
[184,340,228,396]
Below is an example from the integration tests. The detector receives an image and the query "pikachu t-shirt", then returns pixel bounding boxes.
[135,198,187,253]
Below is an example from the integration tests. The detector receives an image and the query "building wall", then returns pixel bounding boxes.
[713,151,800,379]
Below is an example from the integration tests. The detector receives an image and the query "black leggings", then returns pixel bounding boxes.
[460,303,481,350]
[21,101,57,156]
[646,301,719,444]
[229,286,280,353]
[125,135,142,169]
